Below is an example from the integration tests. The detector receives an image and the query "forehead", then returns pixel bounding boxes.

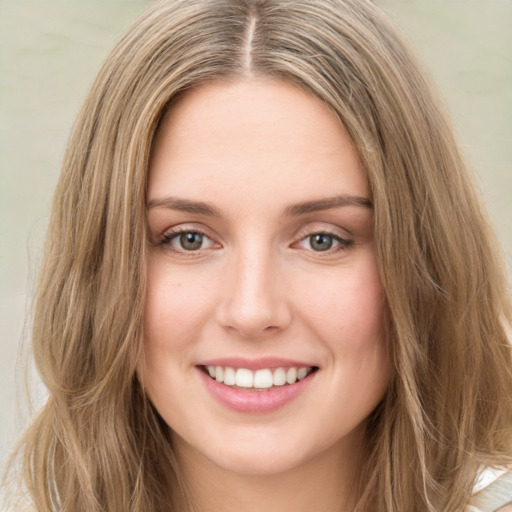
[148,79,368,210]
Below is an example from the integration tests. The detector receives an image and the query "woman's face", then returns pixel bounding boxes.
[143,80,392,476]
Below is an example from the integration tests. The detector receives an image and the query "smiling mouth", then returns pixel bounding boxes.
[200,365,318,391]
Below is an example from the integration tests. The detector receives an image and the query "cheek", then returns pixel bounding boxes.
[295,258,386,346]
[141,259,214,409]
[143,257,215,350]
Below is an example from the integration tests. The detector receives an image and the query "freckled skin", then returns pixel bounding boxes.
[142,80,393,509]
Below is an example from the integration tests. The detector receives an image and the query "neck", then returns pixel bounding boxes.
[173,433,365,512]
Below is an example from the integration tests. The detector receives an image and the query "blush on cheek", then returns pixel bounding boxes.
[302,282,384,339]
[144,276,214,353]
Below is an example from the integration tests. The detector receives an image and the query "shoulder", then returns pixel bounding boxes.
[466,467,512,512]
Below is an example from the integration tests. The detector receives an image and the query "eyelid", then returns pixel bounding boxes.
[295,233,353,252]
[157,224,222,254]
[291,223,355,254]
[292,222,353,242]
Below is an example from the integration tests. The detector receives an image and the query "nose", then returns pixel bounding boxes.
[216,247,292,339]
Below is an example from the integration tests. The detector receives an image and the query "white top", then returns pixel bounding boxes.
[466,467,512,512]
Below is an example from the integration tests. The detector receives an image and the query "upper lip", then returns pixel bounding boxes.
[196,357,318,371]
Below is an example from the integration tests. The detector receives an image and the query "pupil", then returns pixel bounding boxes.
[311,234,332,251]
[180,232,203,250]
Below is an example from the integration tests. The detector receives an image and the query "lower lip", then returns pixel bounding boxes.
[198,368,316,413]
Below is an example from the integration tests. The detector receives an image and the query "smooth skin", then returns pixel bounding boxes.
[143,79,393,512]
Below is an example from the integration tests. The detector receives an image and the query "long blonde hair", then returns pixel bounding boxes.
[7,0,512,510]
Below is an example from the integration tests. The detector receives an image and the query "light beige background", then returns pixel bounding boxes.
[1,0,511,494]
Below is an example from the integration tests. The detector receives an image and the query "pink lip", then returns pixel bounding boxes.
[197,366,317,414]
[196,357,316,371]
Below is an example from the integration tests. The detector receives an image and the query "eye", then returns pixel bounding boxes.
[160,230,216,252]
[306,233,336,252]
[298,232,353,253]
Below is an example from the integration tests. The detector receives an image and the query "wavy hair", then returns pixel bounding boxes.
[6,0,512,510]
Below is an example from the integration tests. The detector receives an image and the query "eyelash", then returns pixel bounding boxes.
[159,229,216,254]
[158,228,354,255]
[295,232,354,253]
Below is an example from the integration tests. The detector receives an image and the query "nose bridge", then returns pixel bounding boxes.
[217,238,290,337]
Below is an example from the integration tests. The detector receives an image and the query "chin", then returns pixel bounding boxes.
[174,425,312,477]
[208,448,307,476]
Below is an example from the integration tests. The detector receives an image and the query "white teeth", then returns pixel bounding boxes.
[205,365,314,389]
[273,367,286,386]
[286,367,297,384]
[236,368,254,388]
[253,369,273,389]
[224,366,236,385]
[297,367,308,380]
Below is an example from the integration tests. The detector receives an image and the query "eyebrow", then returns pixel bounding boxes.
[283,195,372,216]
[146,194,372,217]
[147,197,222,216]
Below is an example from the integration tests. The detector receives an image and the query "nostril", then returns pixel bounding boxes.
[214,256,293,337]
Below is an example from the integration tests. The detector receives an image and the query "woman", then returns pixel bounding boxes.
[7,0,512,510]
